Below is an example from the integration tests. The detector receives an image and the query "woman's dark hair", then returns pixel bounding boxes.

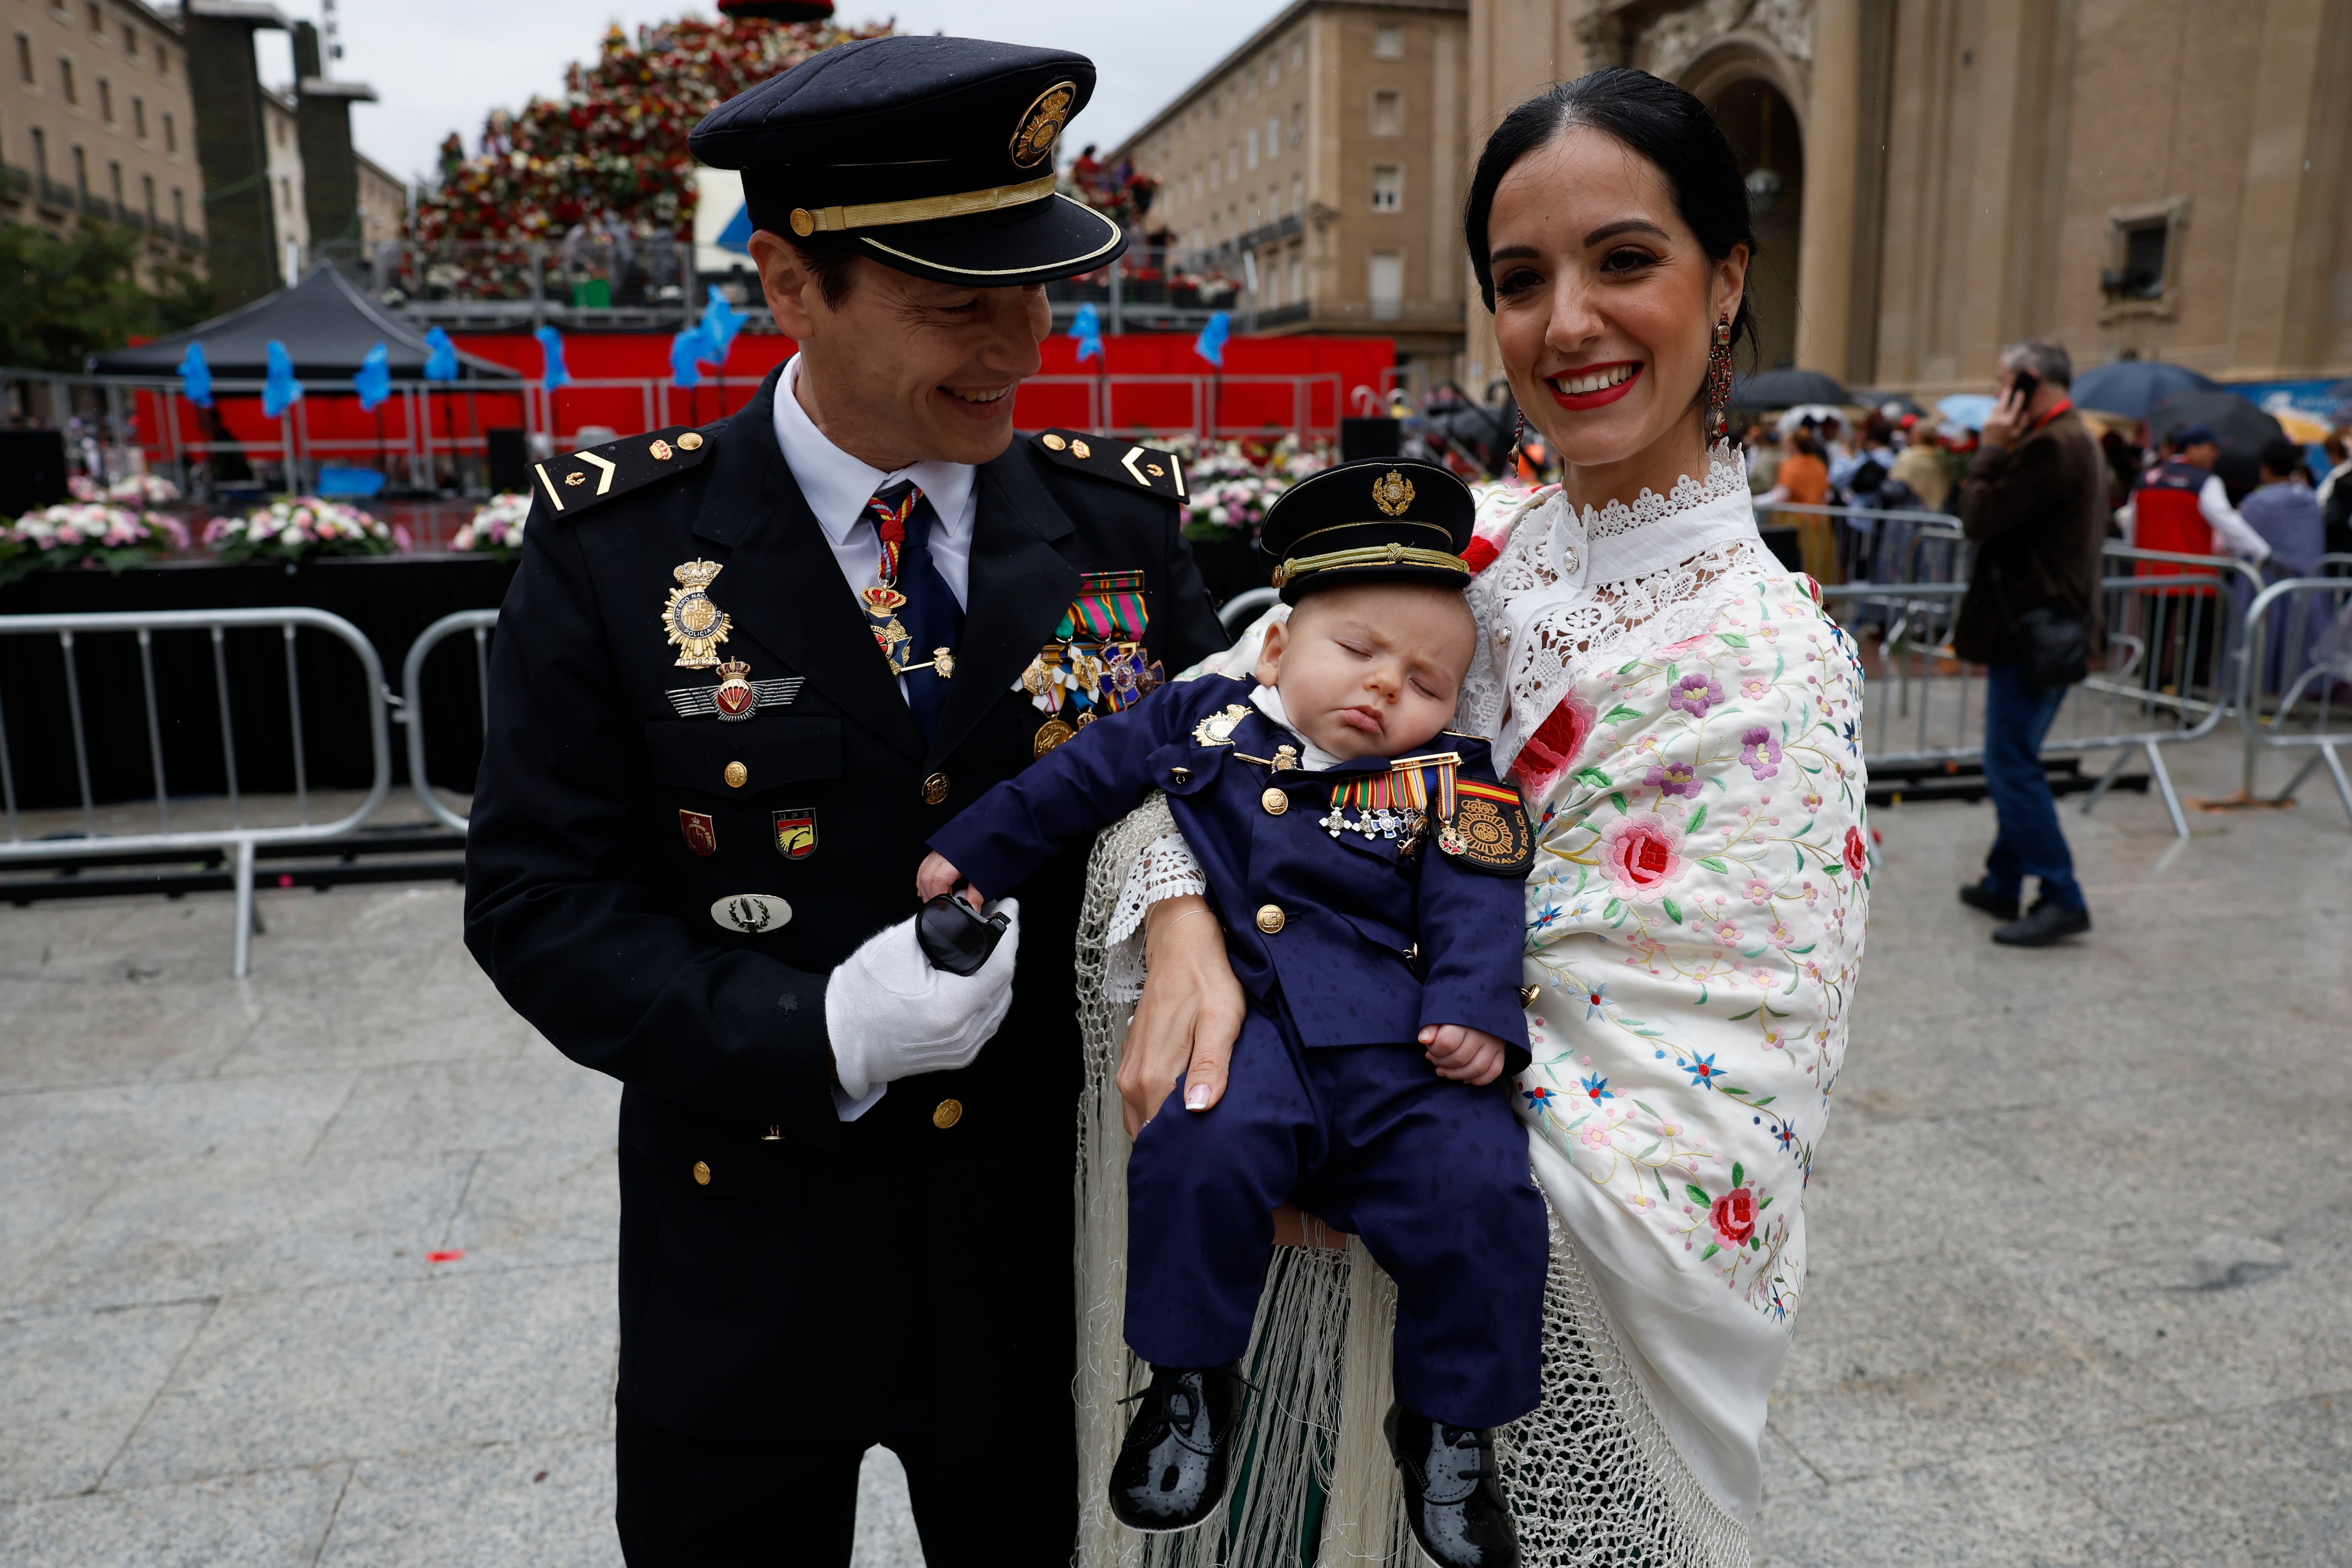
[1464,68,1760,363]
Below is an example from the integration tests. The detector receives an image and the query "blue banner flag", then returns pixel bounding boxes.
[1193,310,1231,369]
[354,342,391,412]
[670,327,715,388]
[1071,301,1104,364]
[262,340,304,419]
[177,341,214,409]
[421,326,459,382]
[534,326,571,390]
[699,287,747,364]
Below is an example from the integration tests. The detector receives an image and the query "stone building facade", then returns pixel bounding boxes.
[0,0,205,283]
[1107,0,1472,390]
[1466,0,2352,393]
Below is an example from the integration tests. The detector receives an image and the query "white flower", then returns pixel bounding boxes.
[279,525,305,546]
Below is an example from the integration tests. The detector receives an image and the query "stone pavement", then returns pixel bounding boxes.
[0,730,2345,1566]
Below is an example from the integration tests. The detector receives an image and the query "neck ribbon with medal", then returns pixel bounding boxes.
[860,487,955,680]
[1020,571,1160,756]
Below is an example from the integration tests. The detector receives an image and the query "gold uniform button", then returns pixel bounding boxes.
[1520,984,1542,1008]
[691,1160,711,1186]
[678,430,704,451]
[932,1099,963,1130]
[1256,904,1286,935]
[922,772,951,805]
[1261,786,1288,816]
[1041,433,1068,451]
[1168,766,1192,784]
[723,761,748,789]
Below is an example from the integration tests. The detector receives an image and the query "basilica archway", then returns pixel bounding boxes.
[1690,66,1804,374]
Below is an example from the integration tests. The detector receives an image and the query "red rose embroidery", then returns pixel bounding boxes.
[1462,535,1501,574]
[1598,813,1686,898]
[1509,696,1596,796]
[1843,826,1867,875]
[1710,1187,1756,1246]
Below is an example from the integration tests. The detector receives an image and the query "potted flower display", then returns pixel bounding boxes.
[452,492,531,560]
[202,497,407,564]
[0,503,191,586]
[1180,436,1331,603]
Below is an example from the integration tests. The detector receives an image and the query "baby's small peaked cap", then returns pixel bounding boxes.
[1260,458,1476,604]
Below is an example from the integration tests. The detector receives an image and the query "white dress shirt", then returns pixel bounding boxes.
[2117,472,2272,564]
[771,354,980,1124]
[772,352,979,627]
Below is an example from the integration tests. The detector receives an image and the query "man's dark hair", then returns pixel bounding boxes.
[1462,68,1761,367]
[2258,437,2305,479]
[1998,335,2073,389]
[777,229,863,309]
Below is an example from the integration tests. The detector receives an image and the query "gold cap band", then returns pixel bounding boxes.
[789,174,1059,238]
[1271,543,1470,590]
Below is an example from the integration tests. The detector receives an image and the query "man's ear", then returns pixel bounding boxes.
[1253,617,1287,687]
[748,230,821,341]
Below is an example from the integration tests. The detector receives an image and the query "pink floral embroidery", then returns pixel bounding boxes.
[1510,695,1596,797]
[1645,760,1702,799]
[1739,727,1782,780]
[1598,813,1688,900]
[1668,672,1724,718]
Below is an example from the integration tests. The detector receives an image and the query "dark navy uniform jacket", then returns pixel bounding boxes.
[461,366,1225,1446]
[932,673,1532,1064]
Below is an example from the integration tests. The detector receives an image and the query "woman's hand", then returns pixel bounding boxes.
[1120,895,1245,1137]
[1421,1023,1509,1087]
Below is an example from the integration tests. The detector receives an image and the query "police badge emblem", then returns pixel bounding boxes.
[1372,469,1416,517]
[711,660,758,721]
[1440,780,1536,875]
[1192,703,1251,747]
[679,810,717,857]
[663,559,733,668]
[1009,81,1076,170]
[772,808,817,861]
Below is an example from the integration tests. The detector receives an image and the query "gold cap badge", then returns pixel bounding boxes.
[1372,469,1416,517]
[1009,81,1076,170]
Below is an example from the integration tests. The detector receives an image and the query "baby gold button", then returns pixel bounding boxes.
[1261,787,1288,816]
[723,761,748,789]
[932,1099,963,1129]
[922,772,951,805]
[691,1160,711,1186]
[1256,904,1286,934]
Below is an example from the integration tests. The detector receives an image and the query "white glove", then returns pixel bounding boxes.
[824,899,1021,1101]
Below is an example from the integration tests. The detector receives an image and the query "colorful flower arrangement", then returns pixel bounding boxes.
[453,492,531,558]
[202,498,406,564]
[68,473,185,505]
[1179,436,1331,544]
[1,503,190,585]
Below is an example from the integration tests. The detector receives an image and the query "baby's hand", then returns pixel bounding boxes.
[914,851,983,908]
[1419,1023,1510,1087]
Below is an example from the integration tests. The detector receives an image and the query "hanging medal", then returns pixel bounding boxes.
[862,488,917,670]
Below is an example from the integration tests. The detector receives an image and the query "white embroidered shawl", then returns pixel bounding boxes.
[1068,445,1868,1566]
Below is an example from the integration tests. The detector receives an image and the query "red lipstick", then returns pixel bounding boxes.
[1548,362,1641,412]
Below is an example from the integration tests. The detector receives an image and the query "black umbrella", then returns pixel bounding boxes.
[1729,368,1850,410]
[2071,360,2218,420]
[1853,388,1929,420]
[2145,390,2283,452]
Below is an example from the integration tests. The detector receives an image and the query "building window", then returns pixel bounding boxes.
[15,34,32,86]
[173,186,184,230]
[1370,89,1401,136]
[87,2,102,37]
[60,56,76,104]
[1265,57,1279,88]
[124,26,137,61]
[1266,116,1281,162]
[1370,251,1404,320]
[1374,24,1405,59]
[133,95,144,138]
[1227,142,1238,181]
[2100,198,2189,317]
[108,159,122,209]
[1247,127,1259,171]
[1291,104,1303,148]
[31,127,48,178]
[2108,222,2166,301]
[1371,164,1402,212]
[1291,172,1303,215]
[280,175,293,213]
[158,45,169,78]
[1289,38,1305,69]
[98,77,111,121]
[163,111,175,153]
[72,143,88,196]
[1287,248,1301,306]
[142,171,154,219]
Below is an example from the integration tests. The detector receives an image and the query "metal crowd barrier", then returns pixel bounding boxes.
[2235,576,2352,828]
[403,609,501,833]
[1818,542,2265,838]
[0,607,391,975]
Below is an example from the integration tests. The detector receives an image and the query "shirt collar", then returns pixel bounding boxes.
[773,354,977,549]
[1249,683,1349,773]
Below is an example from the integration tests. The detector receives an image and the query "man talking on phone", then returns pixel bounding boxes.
[1951,338,2108,947]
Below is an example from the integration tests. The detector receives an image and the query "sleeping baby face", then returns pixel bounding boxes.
[1252,580,1478,761]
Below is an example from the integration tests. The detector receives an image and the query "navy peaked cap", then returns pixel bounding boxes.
[1260,459,1478,604]
[689,35,1126,287]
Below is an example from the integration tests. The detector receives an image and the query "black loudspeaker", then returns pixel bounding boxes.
[0,430,70,514]
[486,427,530,494]
[1340,417,1400,461]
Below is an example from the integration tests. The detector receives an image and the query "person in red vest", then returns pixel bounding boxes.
[2116,424,2273,567]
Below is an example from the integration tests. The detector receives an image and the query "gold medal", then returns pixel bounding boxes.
[663,560,732,669]
[1033,717,1074,756]
[1192,703,1251,747]
[711,660,757,721]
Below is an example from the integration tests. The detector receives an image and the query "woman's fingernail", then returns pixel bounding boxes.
[1185,1085,1212,1110]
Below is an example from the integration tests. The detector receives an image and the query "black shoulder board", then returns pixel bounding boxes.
[1032,429,1186,501]
[1440,777,1536,878]
[532,425,712,517]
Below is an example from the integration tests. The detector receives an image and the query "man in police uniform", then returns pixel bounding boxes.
[461,36,1225,1564]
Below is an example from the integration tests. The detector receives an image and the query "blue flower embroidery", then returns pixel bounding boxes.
[1582,982,1608,1020]
[1522,1085,1558,1118]
[1579,1073,1613,1101]
[1683,1053,1721,1089]
[1532,902,1565,933]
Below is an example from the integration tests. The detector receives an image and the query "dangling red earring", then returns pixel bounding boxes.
[1705,315,1734,443]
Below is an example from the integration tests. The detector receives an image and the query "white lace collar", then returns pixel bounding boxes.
[1532,441,1759,588]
